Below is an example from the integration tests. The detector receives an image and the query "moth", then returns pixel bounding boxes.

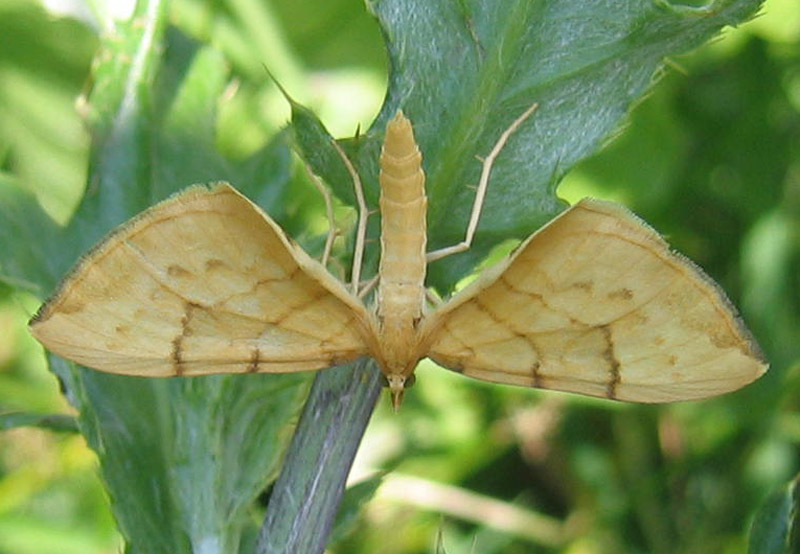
[30,109,767,409]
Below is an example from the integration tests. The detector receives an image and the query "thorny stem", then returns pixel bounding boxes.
[255,359,383,554]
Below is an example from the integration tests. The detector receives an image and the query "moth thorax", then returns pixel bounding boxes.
[376,313,421,373]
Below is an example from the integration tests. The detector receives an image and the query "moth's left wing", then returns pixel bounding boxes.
[421,199,767,402]
[30,183,376,376]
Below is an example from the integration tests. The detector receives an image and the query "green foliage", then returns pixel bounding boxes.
[3,1,309,552]
[1,0,798,553]
[748,475,800,554]
[301,0,773,292]
[0,411,78,433]
[329,472,386,545]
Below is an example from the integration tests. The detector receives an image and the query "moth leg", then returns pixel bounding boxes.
[426,103,539,263]
[331,140,369,295]
[303,164,338,268]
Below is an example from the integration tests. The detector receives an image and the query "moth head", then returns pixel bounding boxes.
[385,373,416,411]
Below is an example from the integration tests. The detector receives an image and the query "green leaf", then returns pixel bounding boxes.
[748,474,800,554]
[0,0,96,223]
[51,357,309,554]
[269,0,386,70]
[329,473,386,545]
[0,175,64,294]
[0,411,79,433]
[294,0,764,292]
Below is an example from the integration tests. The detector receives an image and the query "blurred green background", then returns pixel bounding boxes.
[1,0,798,553]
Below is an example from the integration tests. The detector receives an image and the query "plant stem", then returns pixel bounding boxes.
[255,358,383,554]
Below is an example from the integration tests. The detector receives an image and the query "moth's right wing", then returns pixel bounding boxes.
[30,183,377,376]
[421,199,767,403]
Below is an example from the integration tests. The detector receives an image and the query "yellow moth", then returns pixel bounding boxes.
[30,109,767,409]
